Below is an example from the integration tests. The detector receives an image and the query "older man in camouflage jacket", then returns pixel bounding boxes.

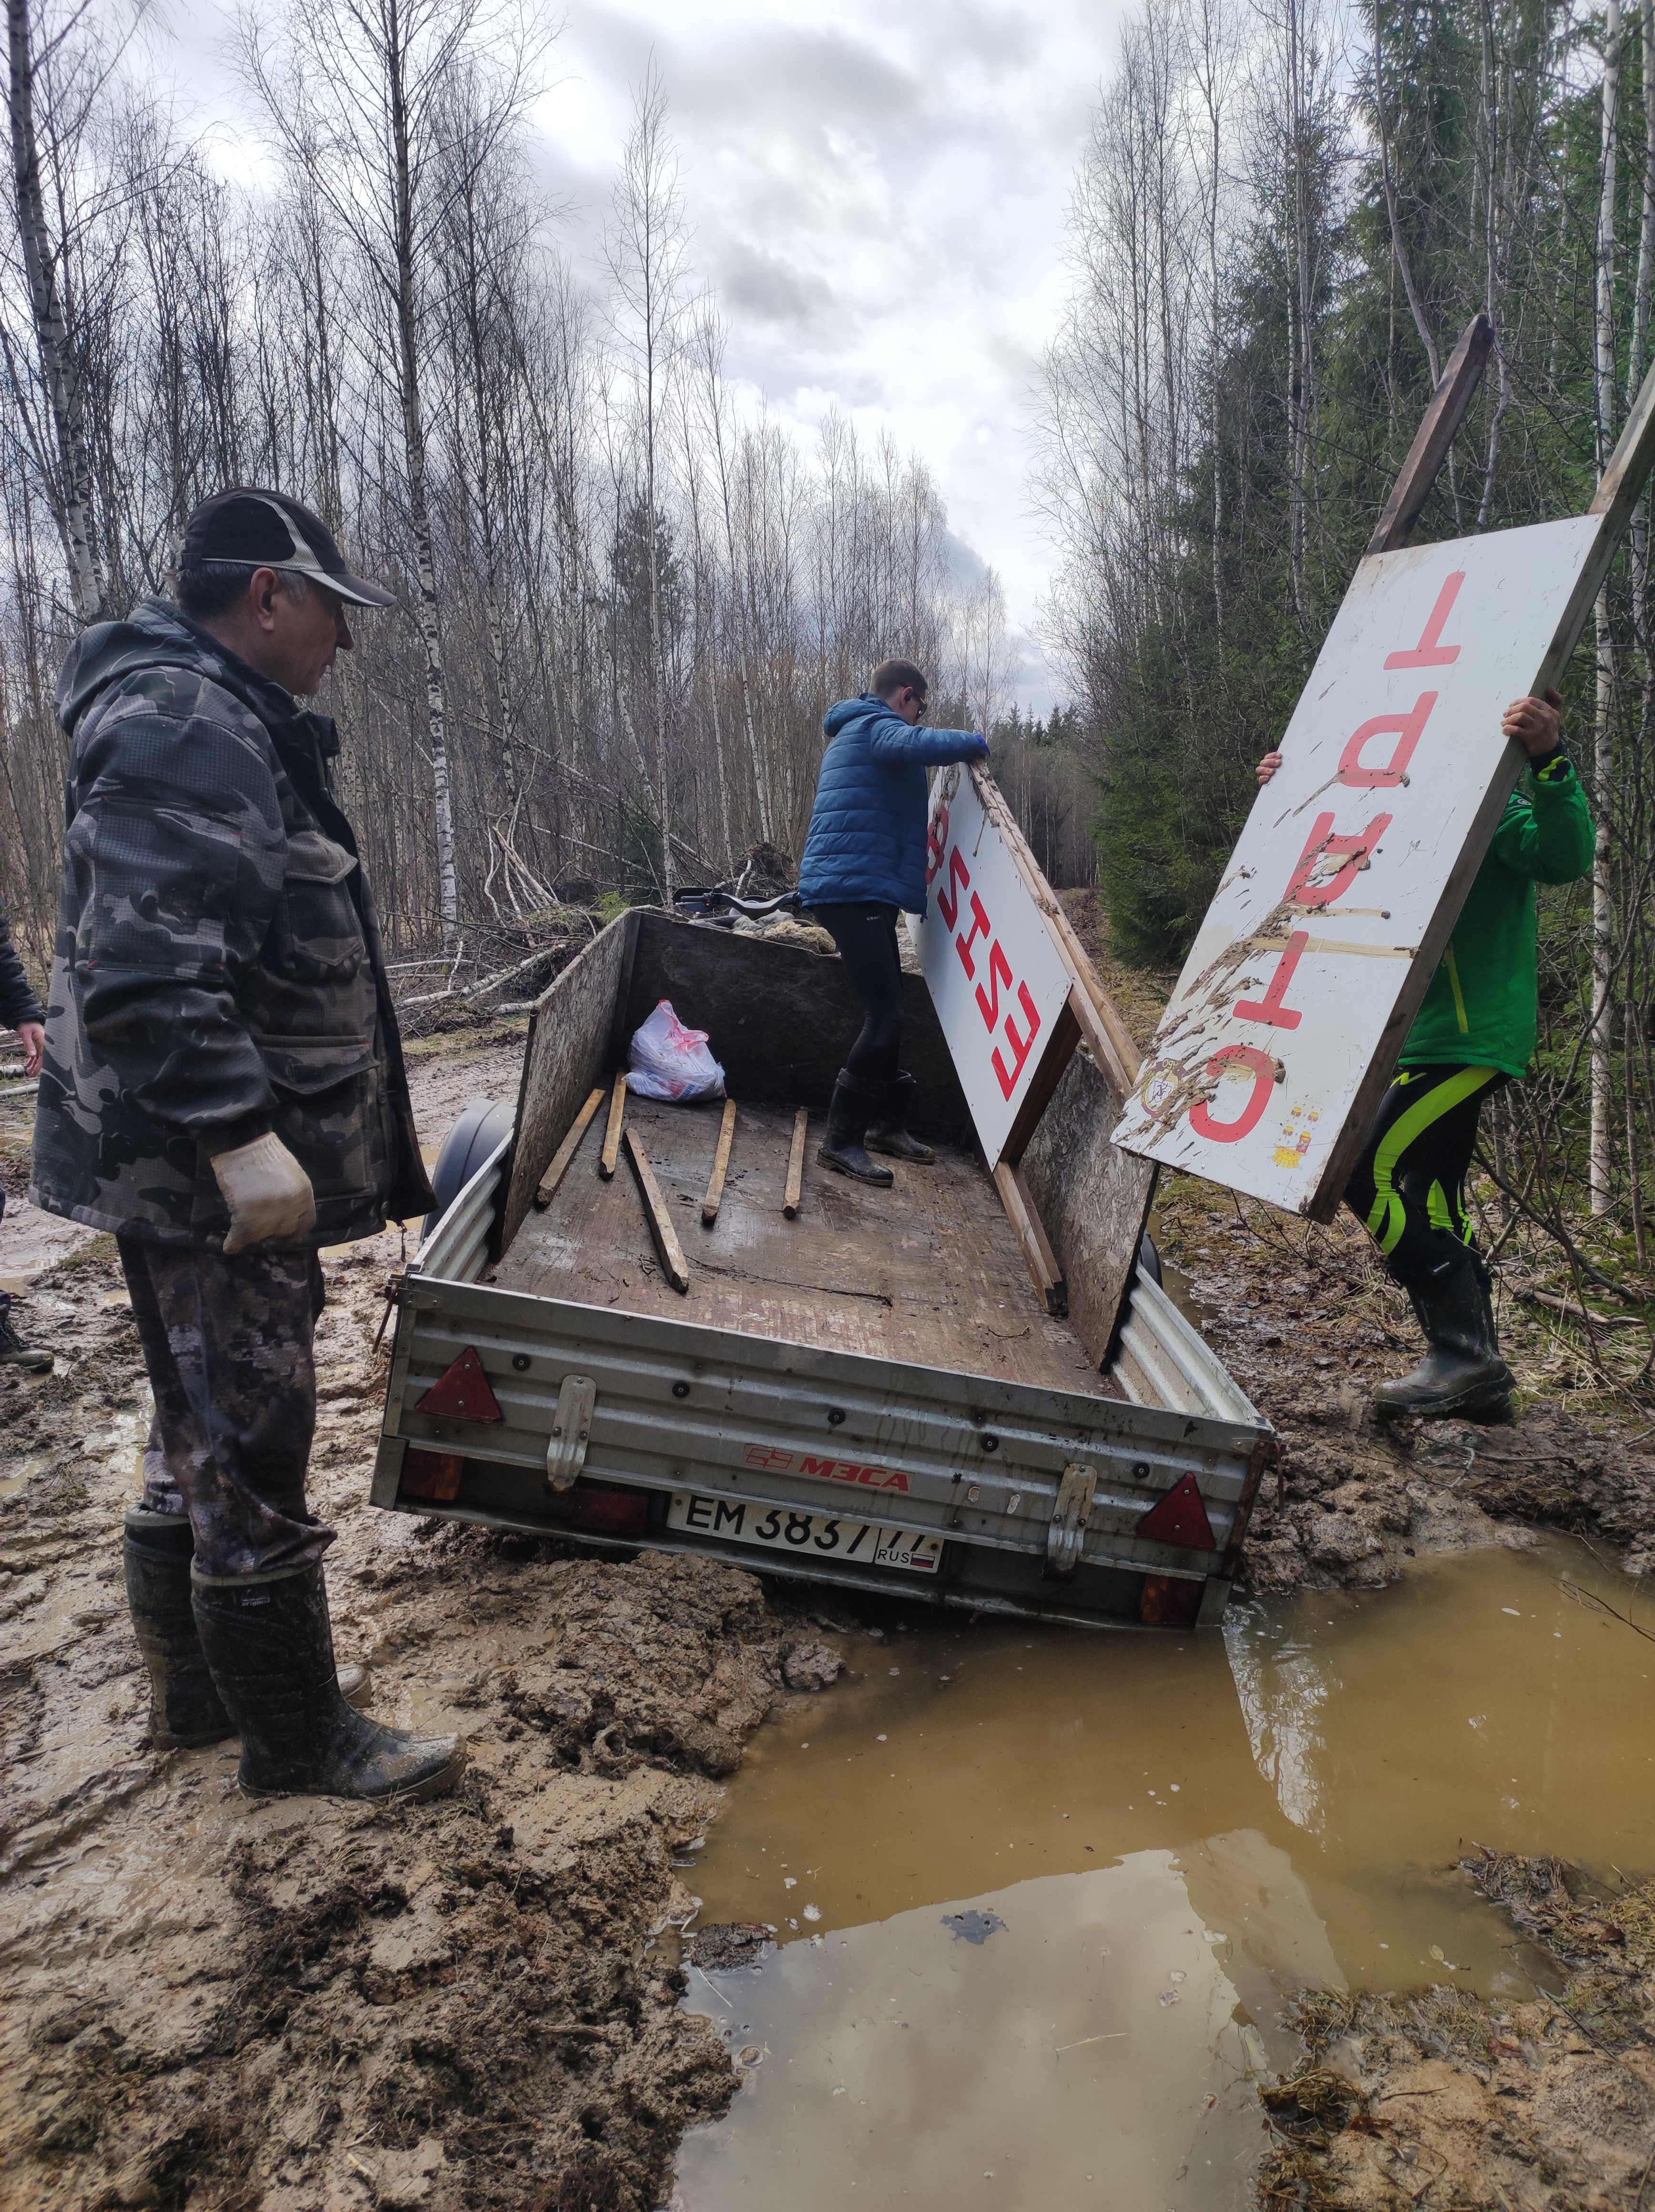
[31,487,458,1804]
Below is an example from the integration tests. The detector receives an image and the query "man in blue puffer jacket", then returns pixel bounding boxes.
[798,659,988,1184]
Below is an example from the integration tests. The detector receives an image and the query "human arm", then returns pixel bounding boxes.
[862,707,989,770]
[1491,688,1594,884]
[64,689,290,1149]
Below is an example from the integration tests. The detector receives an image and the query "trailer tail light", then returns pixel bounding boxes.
[414,1346,503,1423]
[1140,1573,1201,1627]
[1135,1473,1216,1552]
[545,1483,649,1535]
[401,1449,466,1501]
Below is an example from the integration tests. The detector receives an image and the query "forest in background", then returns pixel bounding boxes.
[0,0,1096,987]
[1039,0,1655,1341]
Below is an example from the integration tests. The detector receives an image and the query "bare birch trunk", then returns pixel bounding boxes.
[389,34,458,950]
[1591,1,1624,1216]
[7,0,101,621]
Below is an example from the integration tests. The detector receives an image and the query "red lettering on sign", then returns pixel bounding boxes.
[1338,690,1437,788]
[1384,571,1464,669]
[926,804,950,886]
[1189,1045,1277,1142]
[976,940,1011,1031]
[992,982,1043,1099]
[937,846,971,931]
[1284,811,1393,909]
[955,891,992,978]
[1234,930,1310,1030]
[745,1444,794,1472]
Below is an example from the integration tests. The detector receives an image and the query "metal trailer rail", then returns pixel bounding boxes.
[371,1123,1272,1630]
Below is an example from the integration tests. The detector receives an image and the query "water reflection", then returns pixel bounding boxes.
[674,1535,1654,2208]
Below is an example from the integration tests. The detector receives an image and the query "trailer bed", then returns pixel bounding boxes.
[494,1094,1112,1399]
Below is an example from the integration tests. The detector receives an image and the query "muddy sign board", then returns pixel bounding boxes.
[1111,514,1603,1217]
[918,764,1077,1168]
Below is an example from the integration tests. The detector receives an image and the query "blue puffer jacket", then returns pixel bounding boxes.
[797,696,988,916]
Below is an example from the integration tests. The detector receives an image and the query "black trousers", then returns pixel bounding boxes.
[814,901,905,1084]
[1343,1064,1505,1288]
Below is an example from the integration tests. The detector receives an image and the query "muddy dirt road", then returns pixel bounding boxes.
[0,1031,845,2212]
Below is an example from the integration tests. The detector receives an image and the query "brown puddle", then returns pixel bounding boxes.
[671,1535,1655,2210]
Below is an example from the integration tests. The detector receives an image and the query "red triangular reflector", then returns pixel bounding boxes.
[414,1345,503,1423]
[1135,1473,1216,1552]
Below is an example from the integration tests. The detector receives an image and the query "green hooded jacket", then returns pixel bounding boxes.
[1400,748,1595,1078]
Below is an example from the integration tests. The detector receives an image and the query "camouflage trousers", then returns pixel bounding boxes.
[118,1237,335,1580]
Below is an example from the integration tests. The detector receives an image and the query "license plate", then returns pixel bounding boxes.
[667,1491,942,1574]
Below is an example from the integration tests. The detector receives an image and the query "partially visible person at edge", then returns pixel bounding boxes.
[797,659,989,1186]
[29,487,459,1804]
[0,888,49,1371]
[1257,683,1593,1424]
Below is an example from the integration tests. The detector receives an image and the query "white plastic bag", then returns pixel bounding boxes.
[625,999,725,1102]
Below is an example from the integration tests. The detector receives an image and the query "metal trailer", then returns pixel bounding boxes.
[369,905,1274,1629]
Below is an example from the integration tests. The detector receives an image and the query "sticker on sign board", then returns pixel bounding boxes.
[919,767,1075,1167]
[1111,513,1602,1215]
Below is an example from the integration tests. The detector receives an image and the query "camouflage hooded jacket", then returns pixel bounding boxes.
[30,597,436,1246]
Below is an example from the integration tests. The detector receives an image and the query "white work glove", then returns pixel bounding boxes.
[211,1133,317,1254]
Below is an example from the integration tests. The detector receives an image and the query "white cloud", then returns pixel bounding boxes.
[153,0,1129,713]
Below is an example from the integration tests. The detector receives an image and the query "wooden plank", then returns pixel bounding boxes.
[701,1098,738,1226]
[1022,1049,1158,1370]
[495,1095,1111,1398]
[624,1126,690,1293]
[992,1160,1066,1317]
[783,1107,808,1219]
[1364,313,1493,556]
[534,1086,606,1209]
[599,1068,628,1181]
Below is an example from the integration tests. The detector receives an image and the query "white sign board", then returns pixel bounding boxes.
[919,765,1076,1167]
[1111,514,1601,1214]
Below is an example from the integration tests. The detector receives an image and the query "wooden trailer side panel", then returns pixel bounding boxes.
[1021,1051,1158,1372]
[621,910,975,1142]
[500,914,639,1256]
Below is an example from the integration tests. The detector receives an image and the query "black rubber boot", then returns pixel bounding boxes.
[125,1508,235,1750]
[865,1072,936,1164]
[817,1069,895,1187]
[125,1508,371,1751]
[0,1290,51,1373]
[191,1563,462,1802]
[1372,1249,1513,1423]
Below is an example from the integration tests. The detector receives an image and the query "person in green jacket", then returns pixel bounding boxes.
[1257,685,1594,1422]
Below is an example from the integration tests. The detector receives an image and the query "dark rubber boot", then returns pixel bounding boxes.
[1372,1250,1513,1424]
[125,1508,235,1750]
[865,1072,935,1164]
[125,1509,370,1751]
[0,1291,51,1373]
[191,1563,462,1802]
[816,1069,894,1187]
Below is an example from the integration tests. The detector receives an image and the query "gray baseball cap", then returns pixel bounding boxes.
[181,487,397,609]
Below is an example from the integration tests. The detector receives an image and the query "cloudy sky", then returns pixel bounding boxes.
[163,0,1128,712]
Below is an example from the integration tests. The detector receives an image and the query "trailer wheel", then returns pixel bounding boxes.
[424,1097,515,1239]
[1137,1230,1163,1287]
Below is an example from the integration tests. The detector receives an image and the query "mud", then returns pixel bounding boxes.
[1266,1853,1655,2209]
[0,1032,846,2212]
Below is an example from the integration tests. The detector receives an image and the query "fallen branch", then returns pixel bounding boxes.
[397,940,570,1011]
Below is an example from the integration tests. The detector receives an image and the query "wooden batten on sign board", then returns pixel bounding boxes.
[1112,328,1655,1222]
